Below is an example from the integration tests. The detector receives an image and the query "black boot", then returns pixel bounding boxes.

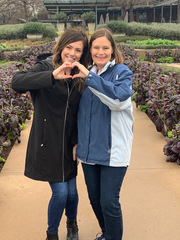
[46,231,59,240]
[67,219,79,240]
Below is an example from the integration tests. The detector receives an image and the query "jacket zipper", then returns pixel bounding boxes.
[62,81,74,182]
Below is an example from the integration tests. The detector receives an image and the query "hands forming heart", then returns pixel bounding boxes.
[53,62,89,80]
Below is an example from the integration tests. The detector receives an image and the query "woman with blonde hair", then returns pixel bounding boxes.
[72,28,134,240]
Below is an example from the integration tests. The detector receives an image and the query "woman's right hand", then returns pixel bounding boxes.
[71,62,89,79]
[52,62,73,79]
[73,144,79,166]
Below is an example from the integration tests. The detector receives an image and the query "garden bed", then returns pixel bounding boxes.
[0,41,179,173]
[0,139,15,172]
[135,48,178,59]
[0,39,48,52]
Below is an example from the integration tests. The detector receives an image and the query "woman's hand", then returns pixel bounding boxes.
[52,62,73,79]
[71,62,89,79]
[73,144,79,165]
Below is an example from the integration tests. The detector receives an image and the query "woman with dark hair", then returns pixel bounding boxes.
[72,28,134,240]
[12,28,89,240]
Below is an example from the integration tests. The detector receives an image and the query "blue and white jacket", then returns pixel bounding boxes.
[76,60,134,167]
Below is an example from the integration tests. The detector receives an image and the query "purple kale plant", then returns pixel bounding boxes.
[163,122,180,164]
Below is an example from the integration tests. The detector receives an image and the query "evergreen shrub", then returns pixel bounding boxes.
[0,23,56,40]
[0,24,25,40]
[126,22,180,40]
[106,20,128,33]
[23,22,45,35]
[41,23,57,38]
[55,12,67,22]
[81,11,96,23]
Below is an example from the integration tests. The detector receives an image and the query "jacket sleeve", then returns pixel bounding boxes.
[84,65,133,111]
[11,61,54,94]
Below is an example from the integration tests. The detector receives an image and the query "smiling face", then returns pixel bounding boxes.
[61,40,84,63]
[90,36,113,71]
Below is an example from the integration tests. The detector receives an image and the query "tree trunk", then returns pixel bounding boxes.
[177,0,180,24]
[120,3,127,21]
[22,0,29,22]
[129,3,134,22]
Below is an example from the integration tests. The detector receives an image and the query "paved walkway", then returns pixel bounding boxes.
[0,102,180,240]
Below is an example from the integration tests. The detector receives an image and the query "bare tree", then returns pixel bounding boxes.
[128,0,155,22]
[16,0,44,22]
[120,1,128,20]
[0,0,18,23]
[0,0,44,24]
[111,0,128,20]
[112,0,155,21]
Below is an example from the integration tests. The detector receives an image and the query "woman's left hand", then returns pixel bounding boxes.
[71,62,89,79]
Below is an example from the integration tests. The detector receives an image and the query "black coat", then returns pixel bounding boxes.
[12,54,81,182]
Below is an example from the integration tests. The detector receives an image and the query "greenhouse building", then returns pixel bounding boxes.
[41,0,180,26]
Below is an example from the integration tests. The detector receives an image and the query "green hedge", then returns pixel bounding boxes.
[0,24,25,40]
[102,21,180,41]
[98,20,128,34]
[106,20,128,33]
[126,22,180,40]
[23,22,45,35]
[0,22,57,40]
[43,23,57,38]
[114,35,152,43]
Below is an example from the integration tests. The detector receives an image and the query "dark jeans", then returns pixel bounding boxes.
[82,163,127,240]
[48,177,78,234]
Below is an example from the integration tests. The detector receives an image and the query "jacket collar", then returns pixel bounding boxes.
[90,59,115,75]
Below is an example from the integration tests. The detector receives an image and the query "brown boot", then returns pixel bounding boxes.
[67,219,79,240]
[46,231,59,240]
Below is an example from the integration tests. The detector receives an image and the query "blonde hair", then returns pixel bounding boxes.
[89,28,124,65]
[52,28,89,92]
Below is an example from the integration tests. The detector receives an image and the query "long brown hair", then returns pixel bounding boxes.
[89,28,124,65]
[53,28,89,92]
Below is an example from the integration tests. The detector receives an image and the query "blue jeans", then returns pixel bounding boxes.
[82,163,127,240]
[48,177,78,234]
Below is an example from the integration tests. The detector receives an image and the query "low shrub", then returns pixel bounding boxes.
[106,20,128,33]
[23,22,45,35]
[97,21,180,40]
[145,48,180,63]
[81,11,96,23]
[164,122,180,164]
[117,44,138,59]
[126,22,180,40]
[55,12,67,23]
[125,38,180,49]
[127,38,180,46]
[0,64,33,143]
[0,24,25,40]
[43,23,57,38]
[114,35,152,43]
[173,49,180,62]
[0,23,56,40]
[0,41,55,143]
[156,56,174,63]
[128,56,180,138]
[129,44,180,49]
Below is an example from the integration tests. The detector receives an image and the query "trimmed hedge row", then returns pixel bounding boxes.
[99,21,180,41]
[0,22,57,40]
